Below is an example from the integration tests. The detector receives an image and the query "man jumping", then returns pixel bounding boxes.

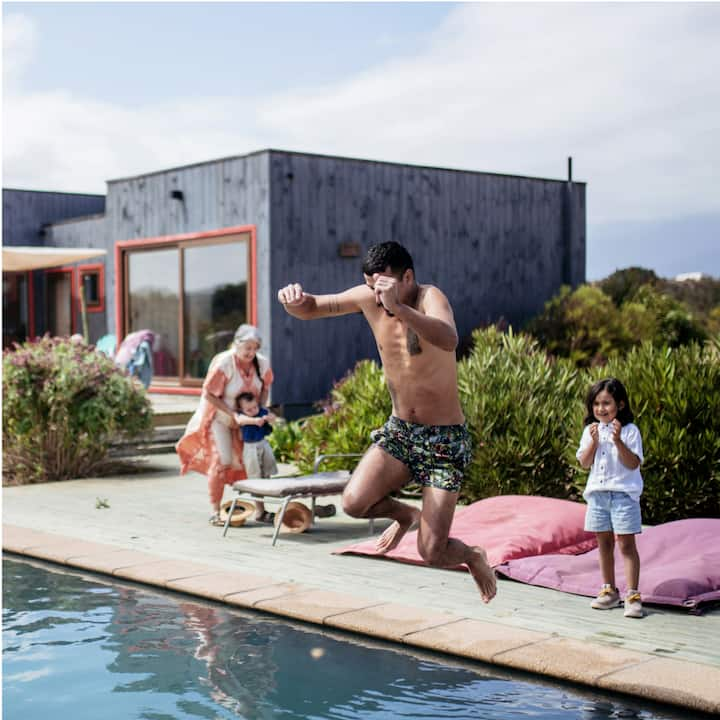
[277,241,496,602]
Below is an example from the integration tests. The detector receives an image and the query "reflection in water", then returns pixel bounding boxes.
[3,559,687,720]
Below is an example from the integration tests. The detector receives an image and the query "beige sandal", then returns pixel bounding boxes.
[208,512,224,527]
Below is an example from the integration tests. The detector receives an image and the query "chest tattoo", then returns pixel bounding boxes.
[406,328,422,356]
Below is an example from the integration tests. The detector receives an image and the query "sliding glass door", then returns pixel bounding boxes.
[182,240,248,379]
[123,231,251,385]
[127,248,180,377]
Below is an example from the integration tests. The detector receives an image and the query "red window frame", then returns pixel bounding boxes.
[77,263,105,313]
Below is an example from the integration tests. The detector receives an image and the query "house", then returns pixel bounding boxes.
[2,149,586,412]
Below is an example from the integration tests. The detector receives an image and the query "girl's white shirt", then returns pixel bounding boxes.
[577,422,644,500]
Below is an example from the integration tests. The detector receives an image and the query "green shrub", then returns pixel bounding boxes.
[599,267,659,306]
[458,327,584,501]
[708,307,720,336]
[629,284,707,347]
[658,276,720,317]
[590,340,720,524]
[290,360,391,473]
[525,285,629,365]
[267,418,304,464]
[526,278,709,365]
[3,336,153,484]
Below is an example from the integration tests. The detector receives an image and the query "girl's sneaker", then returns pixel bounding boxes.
[591,586,621,609]
[624,592,644,618]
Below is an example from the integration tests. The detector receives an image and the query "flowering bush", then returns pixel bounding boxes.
[3,336,153,484]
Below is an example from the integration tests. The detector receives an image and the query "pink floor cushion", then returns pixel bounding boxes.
[496,518,720,609]
[336,495,598,568]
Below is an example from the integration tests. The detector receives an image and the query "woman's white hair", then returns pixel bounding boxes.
[233,324,262,347]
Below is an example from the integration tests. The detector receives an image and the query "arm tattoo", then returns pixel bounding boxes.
[328,295,340,314]
[406,328,422,356]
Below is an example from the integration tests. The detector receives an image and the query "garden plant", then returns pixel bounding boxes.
[3,336,153,484]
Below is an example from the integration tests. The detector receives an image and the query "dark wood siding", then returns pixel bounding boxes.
[26,150,586,408]
[2,189,105,247]
[269,151,586,406]
[3,190,106,341]
[100,153,272,351]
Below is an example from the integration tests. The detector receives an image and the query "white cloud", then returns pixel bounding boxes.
[3,89,262,191]
[3,3,719,227]
[255,3,720,224]
[2,12,37,89]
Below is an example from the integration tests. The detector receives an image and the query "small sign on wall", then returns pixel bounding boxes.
[338,241,361,258]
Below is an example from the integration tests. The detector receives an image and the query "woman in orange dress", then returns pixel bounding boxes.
[176,324,274,525]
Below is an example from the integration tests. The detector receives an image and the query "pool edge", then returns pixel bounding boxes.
[3,523,719,715]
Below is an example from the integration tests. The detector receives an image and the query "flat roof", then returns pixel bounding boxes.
[107,148,586,186]
[2,187,105,198]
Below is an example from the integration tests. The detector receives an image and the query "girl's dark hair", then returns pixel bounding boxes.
[362,241,414,278]
[584,377,634,426]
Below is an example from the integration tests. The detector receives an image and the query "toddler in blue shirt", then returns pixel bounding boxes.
[234,392,278,523]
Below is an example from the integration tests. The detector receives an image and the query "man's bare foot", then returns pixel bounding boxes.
[375,507,420,554]
[467,547,497,603]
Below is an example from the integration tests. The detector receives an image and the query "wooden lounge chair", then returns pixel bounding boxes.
[223,453,374,545]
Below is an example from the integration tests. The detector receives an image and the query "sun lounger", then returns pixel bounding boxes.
[224,453,374,545]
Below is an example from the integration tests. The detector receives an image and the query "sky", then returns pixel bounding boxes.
[3,1,719,280]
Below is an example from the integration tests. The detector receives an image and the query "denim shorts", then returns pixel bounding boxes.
[584,491,642,535]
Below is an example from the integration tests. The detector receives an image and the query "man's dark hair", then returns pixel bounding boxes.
[362,242,414,278]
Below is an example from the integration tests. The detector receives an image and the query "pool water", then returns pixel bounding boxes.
[3,557,689,720]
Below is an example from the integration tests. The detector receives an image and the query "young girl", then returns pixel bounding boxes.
[576,378,644,619]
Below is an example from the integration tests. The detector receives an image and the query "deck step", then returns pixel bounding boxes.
[153,411,193,428]
[110,425,185,457]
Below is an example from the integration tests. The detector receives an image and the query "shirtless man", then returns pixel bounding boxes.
[277,241,496,602]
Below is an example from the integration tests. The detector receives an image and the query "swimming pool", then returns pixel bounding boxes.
[3,557,689,720]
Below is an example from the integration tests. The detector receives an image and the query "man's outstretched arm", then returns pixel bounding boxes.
[277,282,365,320]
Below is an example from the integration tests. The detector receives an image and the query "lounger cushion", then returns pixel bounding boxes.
[232,471,351,498]
[496,518,720,609]
[336,494,597,567]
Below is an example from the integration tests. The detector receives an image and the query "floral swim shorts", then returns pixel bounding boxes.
[370,416,472,493]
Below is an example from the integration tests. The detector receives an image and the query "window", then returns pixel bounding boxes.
[119,228,255,386]
[78,264,105,312]
[2,272,30,348]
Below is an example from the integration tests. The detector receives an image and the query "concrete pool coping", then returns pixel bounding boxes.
[3,522,719,715]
